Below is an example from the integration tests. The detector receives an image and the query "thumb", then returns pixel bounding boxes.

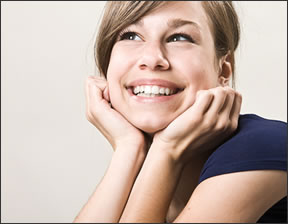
[103,84,110,103]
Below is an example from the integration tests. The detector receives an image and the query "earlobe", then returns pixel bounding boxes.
[218,53,232,87]
[219,75,230,86]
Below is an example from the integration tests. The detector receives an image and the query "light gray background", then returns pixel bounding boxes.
[1,1,287,223]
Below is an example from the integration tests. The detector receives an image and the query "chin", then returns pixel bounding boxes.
[130,116,171,134]
[138,125,164,134]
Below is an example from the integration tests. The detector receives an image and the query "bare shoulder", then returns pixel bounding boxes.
[174,170,287,223]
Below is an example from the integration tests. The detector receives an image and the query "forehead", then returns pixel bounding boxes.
[134,1,209,30]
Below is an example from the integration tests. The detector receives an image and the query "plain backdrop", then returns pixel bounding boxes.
[1,1,287,222]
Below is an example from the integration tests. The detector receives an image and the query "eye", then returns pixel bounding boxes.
[167,33,194,43]
[119,31,141,41]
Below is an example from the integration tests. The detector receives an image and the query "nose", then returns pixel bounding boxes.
[137,42,170,71]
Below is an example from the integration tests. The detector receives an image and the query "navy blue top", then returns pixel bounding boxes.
[198,114,287,223]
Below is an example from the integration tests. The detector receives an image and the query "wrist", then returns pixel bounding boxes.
[151,136,204,166]
[149,140,186,169]
[114,135,148,150]
[115,144,147,164]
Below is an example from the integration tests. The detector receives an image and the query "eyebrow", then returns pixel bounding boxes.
[134,18,200,30]
[167,18,200,30]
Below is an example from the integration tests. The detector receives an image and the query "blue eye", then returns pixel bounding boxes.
[167,33,194,43]
[119,32,141,41]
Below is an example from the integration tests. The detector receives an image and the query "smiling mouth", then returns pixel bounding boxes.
[127,85,184,97]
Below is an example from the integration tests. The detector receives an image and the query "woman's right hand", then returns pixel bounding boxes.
[85,75,150,151]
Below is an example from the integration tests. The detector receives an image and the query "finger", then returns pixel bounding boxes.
[86,76,106,99]
[85,76,110,110]
[216,90,241,134]
[229,91,242,122]
[86,75,106,92]
[218,88,235,118]
[205,87,228,115]
[214,89,235,132]
[193,90,214,115]
[103,84,110,102]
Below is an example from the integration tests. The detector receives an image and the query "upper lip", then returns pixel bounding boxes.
[126,78,185,91]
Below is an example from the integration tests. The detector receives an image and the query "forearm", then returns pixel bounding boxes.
[74,146,146,223]
[119,143,184,223]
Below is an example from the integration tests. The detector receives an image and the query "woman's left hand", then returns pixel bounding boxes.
[153,86,242,164]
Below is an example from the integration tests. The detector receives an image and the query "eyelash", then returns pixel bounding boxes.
[118,29,195,43]
[118,29,139,41]
[167,32,195,43]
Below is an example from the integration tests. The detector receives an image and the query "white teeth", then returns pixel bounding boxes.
[151,86,159,94]
[165,88,170,95]
[138,93,157,97]
[132,85,176,97]
[159,87,165,95]
[144,86,151,94]
[133,86,139,94]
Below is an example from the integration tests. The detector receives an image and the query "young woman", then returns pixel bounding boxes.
[74,1,287,223]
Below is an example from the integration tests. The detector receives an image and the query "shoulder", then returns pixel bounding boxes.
[236,113,286,142]
[199,114,287,183]
[228,114,286,156]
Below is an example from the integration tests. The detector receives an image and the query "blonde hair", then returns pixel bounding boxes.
[94,1,240,87]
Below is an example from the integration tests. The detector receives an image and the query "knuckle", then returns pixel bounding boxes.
[227,87,236,95]
[192,113,203,125]
[224,86,233,91]
[202,116,216,130]
[213,87,226,98]
[199,89,209,96]
[196,90,205,98]
[217,86,226,93]
[227,91,235,100]
[225,86,233,93]
[86,76,106,85]
[215,120,228,132]
[237,92,243,102]
[202,90,213,100]
[230,119,238,131]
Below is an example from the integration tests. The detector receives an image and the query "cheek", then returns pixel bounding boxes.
[106,48,127,98]
[171,50,218,89]
[107,49,125,81]
[107,44,139,76]
[106,67,120,103]
[175,66,216,90]
[107,78,122,113]
[106,47,138,116]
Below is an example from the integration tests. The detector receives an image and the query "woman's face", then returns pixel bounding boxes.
[107,1,222,133]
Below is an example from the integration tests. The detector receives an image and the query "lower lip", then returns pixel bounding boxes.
[127,88,182,103]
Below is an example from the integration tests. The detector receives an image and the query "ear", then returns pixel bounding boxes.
[218,53,232,87]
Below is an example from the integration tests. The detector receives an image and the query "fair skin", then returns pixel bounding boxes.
[74,2,287,223]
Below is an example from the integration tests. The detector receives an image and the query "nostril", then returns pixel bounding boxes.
[139,64,147,70]
[137,52,170,71]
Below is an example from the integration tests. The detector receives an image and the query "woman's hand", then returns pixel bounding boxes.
[85,75,150,151]
[153,86,242,164]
